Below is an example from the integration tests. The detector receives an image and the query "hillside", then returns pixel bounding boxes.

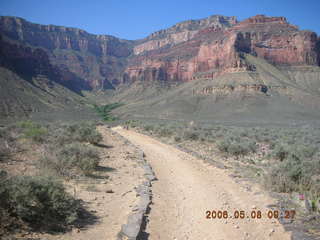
[0,67,98,123]
[0,14,319,123]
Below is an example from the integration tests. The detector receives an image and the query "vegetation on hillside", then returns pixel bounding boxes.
[0,120,104,234]
[94,102,124,121]
[0,175,79,232]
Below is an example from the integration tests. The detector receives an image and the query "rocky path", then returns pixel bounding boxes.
[114,127,292,240]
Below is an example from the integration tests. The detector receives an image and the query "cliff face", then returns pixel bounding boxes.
[125,15,319,85]
[133,15,237,55]
[0,15,319,92]
[233,15,318,66]
[0,35,92,93]
[0,16,133,89]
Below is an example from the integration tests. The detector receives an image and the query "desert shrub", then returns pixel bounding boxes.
[47,124,72,145]
[0,127,20,162]
[217,137,257,156]
[75,123,103,144]
[50,123,102,146]
[206,136,216,143]
[0,144,11,162]
[183,130,199,141]
[272,143,291,161]
[16,120,36,129]
[244,129,254,138]
[157,128,173,137]
[174,136,182,142]
[143,125,154,132]
[24,126,48,143]
[296,145,318,158]
[94,102,123,121]
[200,136,206,142]
[125,120,140,128]
[0,128,6,138]
[266,144,320,207]
[16,121,48,143]
[230,141,256,155]
[40,143,101,177]
[267,157,320,193]
[272,143,317,161]
[217,138,230,152]
[0,175,79,231]
[228,141,256,155]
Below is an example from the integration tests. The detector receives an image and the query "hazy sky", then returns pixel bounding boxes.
[1,0,319,40]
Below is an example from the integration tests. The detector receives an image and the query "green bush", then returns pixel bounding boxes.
[157,128,173,137]
[272,143,317,161]
[75,123,103,144]
[0,176,79,231]
[228,143,248,155]
[0,145,11,162]
[266,144,320,205]
[143,125,154,132]
[51,123,102,146]
[0,127,20,161]
[272,143,290,161]
[0,128,6,138]
[217,138,257,156]
[40,143,101,177]
[174,136,182,142]
[24,126,48,143]
[16,121,48,143]
[217,138,230,152]
[17,120,36,129]
[94,103,123,122]
[125,120,140,128]
[183,131,199,141]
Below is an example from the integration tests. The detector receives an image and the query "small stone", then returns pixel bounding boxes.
[235,225,239,229]
[106,189,114,193]
[269,229,275,236]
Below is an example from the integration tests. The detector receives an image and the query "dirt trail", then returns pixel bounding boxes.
[114,127,292,240]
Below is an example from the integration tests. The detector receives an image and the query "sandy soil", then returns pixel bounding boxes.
[114,127,292,240]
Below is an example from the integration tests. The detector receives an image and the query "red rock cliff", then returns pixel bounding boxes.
[1,15,319,90]
[0,16,133,89]
[124,15,319,85]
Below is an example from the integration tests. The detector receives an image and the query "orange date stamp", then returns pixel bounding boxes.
[206,210,296,220]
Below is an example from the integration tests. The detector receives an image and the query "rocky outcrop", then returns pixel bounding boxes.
[0,16,133,89]
[133,15,237,55]
[195,84,269,96]
[0,35,91,93]
[193,84,292,98]
[232,16,318,66]
[316,37,320,66]
[1,14,319,92]
[124,15,319,86]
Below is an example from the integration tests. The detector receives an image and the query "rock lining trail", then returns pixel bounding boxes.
[114,127,292,240]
